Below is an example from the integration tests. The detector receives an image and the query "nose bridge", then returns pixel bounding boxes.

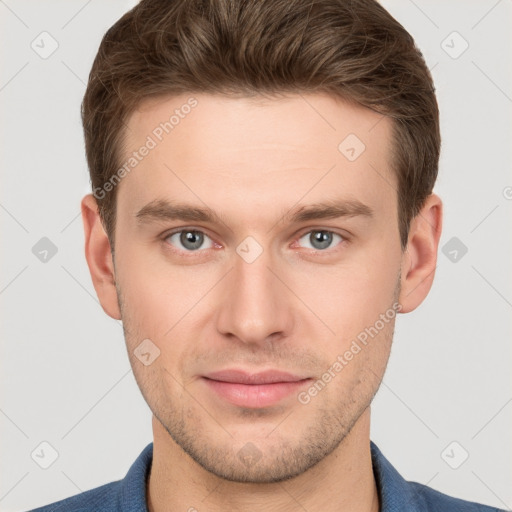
[216,242,292,345]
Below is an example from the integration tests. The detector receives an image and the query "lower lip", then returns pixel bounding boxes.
[202,378,311,408]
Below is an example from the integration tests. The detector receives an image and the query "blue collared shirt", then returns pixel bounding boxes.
[27,441,506,511]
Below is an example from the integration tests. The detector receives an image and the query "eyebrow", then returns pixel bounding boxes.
[135,200,225,225]
[135,198,374,226]
[284,200,374,223]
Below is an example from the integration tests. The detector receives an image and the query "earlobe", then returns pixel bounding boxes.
[398,194,443,313]
[81,194,122,320]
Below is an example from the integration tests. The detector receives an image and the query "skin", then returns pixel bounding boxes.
[82,92,442,512]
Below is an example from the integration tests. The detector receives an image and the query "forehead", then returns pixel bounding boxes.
[118,92,396,224]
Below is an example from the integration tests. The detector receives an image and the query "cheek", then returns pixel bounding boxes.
[115,248,222,379]
[116,243,206,324]
[298,251,400,342]
[294,258,399,360]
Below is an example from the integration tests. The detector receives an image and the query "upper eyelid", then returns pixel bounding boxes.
[295,230,346,251]
[164,228,215,245]
[294,228,349,248]
[297,227,345,238]
[163,226,345,238]
[163,227,213,239]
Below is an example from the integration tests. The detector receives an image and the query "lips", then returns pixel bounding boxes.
[204,369,308,384]
[202,369,312,408]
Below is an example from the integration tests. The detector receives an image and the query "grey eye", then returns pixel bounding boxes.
[167,230,213,251]
[298,230,342,250]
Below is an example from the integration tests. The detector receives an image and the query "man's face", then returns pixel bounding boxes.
[113,93,403,482]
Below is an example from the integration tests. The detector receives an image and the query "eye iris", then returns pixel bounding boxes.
[180,231,203,250]
[310,231,332,250]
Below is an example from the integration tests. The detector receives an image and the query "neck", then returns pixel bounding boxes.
[147,407,379,512]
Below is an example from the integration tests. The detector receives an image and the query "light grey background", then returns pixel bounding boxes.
[1,1,511,511]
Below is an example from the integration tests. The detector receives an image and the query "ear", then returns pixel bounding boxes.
[398,193,443,313]
[81,194,121,320]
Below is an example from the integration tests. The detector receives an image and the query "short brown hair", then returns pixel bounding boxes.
[82,0,440,250]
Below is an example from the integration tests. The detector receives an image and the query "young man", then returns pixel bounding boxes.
[29,0,505,511]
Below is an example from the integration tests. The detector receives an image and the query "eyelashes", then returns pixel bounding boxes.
[297,230,344,251]
[163,228,346,254]
[165,230,214,251]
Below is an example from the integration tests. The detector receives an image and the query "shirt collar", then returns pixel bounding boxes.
[370,440,423,511]
[119,443,153,512]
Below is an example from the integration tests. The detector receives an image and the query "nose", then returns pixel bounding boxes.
[215,245,294,347]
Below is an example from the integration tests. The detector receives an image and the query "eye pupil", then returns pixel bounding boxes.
[310,231,333,250]
[180,231,203,250]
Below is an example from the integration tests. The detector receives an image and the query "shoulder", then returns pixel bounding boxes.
[25,480,121,512]
[407,482,502,512]
[370,441,506,512]
[408,480,506,512]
